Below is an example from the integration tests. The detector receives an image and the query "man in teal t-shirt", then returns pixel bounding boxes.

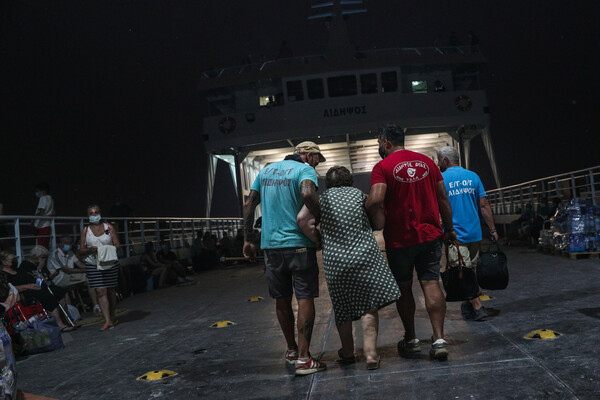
[243,141,327,376]
[437,146,499,321]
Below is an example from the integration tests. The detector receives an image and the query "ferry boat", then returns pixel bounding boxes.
[199,1,501,216]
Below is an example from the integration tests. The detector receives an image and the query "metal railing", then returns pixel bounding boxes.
[0,216,243,263]
[200,46,480,80]
[487,166,600,215]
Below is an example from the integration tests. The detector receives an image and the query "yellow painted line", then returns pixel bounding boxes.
[479,294,494,301]
[137,370,178,381]
[248,296,264,302]
[524,329,562,340]
[210,320,236,328]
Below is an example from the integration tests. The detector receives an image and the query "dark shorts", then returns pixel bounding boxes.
[263,247,319,299]
[386,240,442,283]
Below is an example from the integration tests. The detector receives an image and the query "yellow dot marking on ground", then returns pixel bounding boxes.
[136,370,178,381]
[248,296,264,302]
[479,295,494,301]
[210,320,236,328]
[524,329,563,340]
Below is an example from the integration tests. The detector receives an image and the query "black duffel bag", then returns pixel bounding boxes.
[441,242,479,302]
[477,240,509,290]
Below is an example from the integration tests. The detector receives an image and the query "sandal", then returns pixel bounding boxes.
[366,356,381,370]
[335,348,356,364]
[100,322,114,331]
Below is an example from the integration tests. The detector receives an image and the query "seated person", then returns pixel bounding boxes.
[0,247,74,332]
[140,242,170,288]
[47,235,100,313]
[156,241,193,282]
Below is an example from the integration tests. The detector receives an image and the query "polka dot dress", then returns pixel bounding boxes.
[320,186,401,326]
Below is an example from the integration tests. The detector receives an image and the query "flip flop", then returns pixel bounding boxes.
[335,348,356,364]
[366,357,381,370]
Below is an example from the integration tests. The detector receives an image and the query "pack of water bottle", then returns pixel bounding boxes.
[551,198,600,252]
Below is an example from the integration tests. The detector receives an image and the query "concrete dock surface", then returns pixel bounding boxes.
[16,247,600,399]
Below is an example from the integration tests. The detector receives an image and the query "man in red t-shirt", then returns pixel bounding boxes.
[366,124,456,360]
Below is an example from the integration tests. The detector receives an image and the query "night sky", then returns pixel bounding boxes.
[1,1,598,217]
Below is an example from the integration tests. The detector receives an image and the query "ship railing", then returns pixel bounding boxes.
[486,165,600,218]
[200,46,481,80]
[0,216,243,263]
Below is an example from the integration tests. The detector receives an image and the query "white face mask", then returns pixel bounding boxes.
[89,215,101,224]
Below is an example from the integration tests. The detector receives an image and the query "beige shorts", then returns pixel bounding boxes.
[441,241,480,268]
[54,272,88,288]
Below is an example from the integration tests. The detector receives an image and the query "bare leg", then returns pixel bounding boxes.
[470,296,483,310]
[107,288,117,322]
[396,280,416,340]
[297,298,315,358]
[420,280,446,341]
[95,288,111,325]
[336,320,354,358]
[87,285,98,307]
[361,310,379,362]
[51,308,67,329]
[275,298,297,352]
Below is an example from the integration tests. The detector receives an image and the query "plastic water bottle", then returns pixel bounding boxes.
[36,277,43,287]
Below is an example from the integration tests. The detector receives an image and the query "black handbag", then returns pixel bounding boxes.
[441,242,479,302]
[477,240,509,290]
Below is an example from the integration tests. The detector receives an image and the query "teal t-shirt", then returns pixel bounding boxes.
[442,166,486,243]
[251,160,318,249]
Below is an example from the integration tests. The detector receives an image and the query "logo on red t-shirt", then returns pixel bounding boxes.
[393,161,430,183]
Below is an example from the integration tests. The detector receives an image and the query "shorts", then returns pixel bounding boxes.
[263,247,319,299]
[441,241,480,269]
[386,240,442,283]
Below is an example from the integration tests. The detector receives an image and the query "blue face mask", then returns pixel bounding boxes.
[89,215,102,224]
[63,245,72,252]
[35,192,42,198]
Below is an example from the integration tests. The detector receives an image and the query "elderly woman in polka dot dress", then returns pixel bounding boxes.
[298,166,401,370]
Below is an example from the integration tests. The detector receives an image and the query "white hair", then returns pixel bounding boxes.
[30,245,49,259]
[437,146,460,165]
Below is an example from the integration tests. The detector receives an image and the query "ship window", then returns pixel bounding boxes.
[286,80,304,101]
[307,78,324,99]
[259,95,275,106]
[381,71,398,93]
[327,75,357,97]
[360,73,378,94]
[411,80,428,93]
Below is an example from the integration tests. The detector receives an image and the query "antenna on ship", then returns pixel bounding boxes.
[309,0,367,63]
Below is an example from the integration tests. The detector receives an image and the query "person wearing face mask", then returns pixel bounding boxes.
[79,204,121,331]
[32,182,55,249]
[0,247,74,332]
[365,124,456,361]
[242,141,326,376]
[47,235,100,313]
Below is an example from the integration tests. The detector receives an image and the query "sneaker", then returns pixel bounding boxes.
[93,305,101,314]
[430,338,448,360]
[472,306,488,321]
[397,338,421,355]
[295,357,327,376]
[284,349,298,365]
[461,301,474,319]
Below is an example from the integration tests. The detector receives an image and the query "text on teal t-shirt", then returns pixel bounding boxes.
[251,160,318,249]
[442,166,486,243]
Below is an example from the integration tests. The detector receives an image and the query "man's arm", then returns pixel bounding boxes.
[297,205,321,249]
[365,183,387,230]
[300,180,320,224]
[436,181,458,243]
[243,190,261,258]
[479,196,499,241]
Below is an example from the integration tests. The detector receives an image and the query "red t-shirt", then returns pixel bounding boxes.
[371,149,443,248]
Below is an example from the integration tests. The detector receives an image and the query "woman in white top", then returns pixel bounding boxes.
[79,204,120,331]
